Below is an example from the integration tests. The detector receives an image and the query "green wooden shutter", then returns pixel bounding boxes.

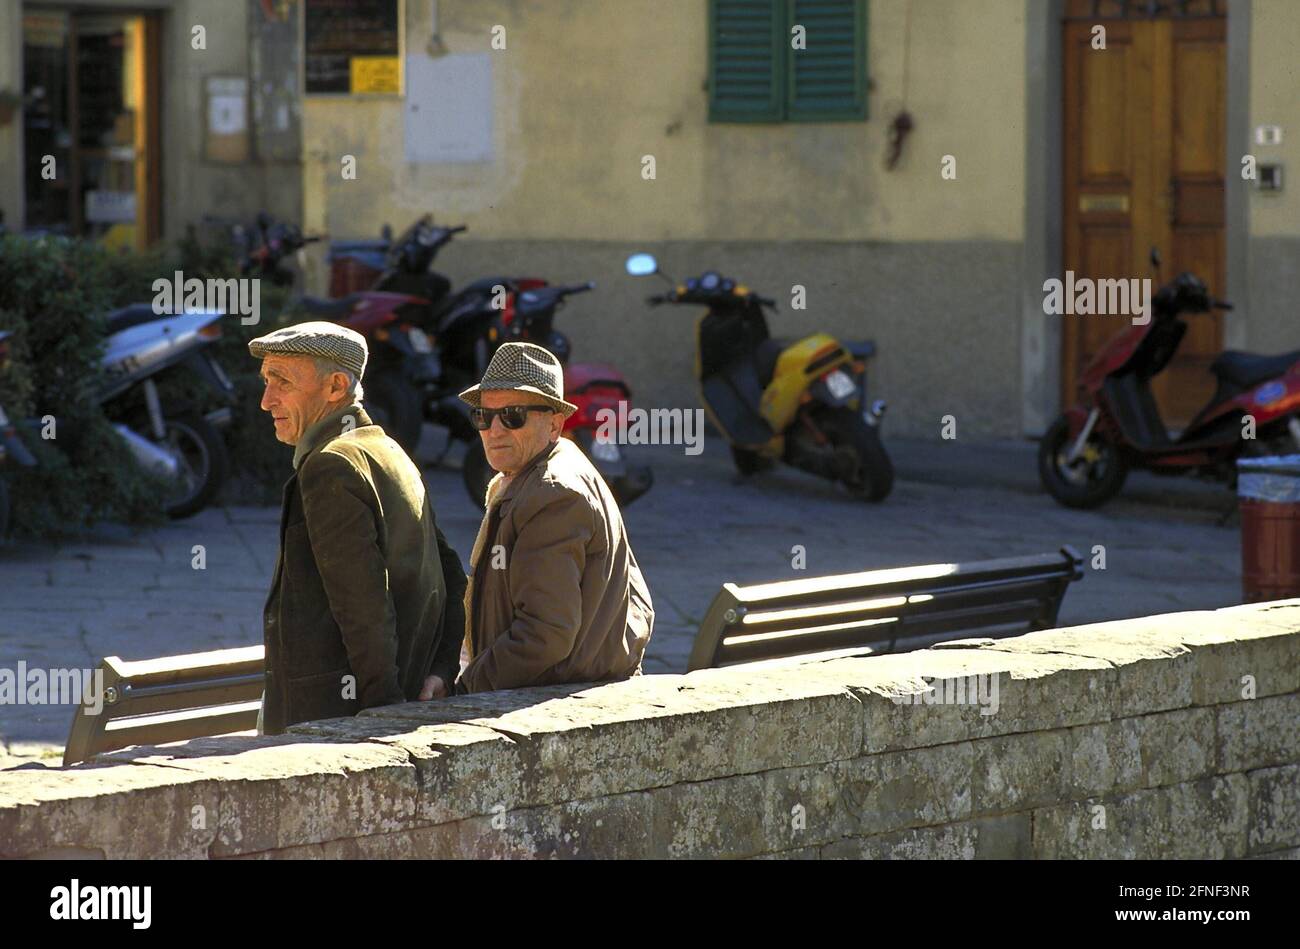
[786,0,867,121]
[709,0,784,122]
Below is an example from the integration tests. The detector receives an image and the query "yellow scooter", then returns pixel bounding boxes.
[627,254,892,501]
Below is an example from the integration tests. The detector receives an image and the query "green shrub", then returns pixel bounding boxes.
[0,235,170,537]
[0,230,306,537]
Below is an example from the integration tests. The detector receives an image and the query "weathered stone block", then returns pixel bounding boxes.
[1218,694,1300,773]
[649,775,766,859]
[759,760,845,850]
[1247,764,1300,855]
[1031,775,1249,859]
[1192,601,1300,704]
[822,814,1030,859]
[971,707,1214,814]
[0,763,216,859]
[290,716,523,825]
[103,738,421,856]
[449,791,655,859]
[833,743,974,838]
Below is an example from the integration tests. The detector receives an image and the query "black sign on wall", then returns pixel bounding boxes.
[304,0,401,95]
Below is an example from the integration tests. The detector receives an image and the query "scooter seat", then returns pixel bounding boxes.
[298,294,360,319]
[462,275,516,293]
[1210,350,1300,390]
[104,303,164,335]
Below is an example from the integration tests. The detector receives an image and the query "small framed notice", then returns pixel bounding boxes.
[205,76,249,163]
[304,0,403,96]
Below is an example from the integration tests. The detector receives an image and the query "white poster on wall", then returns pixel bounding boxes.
[404,52,493,163]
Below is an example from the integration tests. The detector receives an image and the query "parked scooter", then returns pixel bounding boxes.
[96,304,237,517]
[0,330,38,538]
[626,253,893,501]
[1039,255,1300,508]
[241,214,436,453]
[350,216,556,455]
[460,281,655,509]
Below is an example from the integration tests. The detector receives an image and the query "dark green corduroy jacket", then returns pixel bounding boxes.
[261,404,466,734]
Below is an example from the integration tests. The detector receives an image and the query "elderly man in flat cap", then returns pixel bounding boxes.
[248,320,466,734]
[455,341,654,694]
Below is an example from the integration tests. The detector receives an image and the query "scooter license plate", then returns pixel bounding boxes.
[591,437,621,463]
[824,369,856,400]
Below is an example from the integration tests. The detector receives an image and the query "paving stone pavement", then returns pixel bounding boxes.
[0,432,1245,766]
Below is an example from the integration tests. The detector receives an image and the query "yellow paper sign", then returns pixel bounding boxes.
[351,56,401,94]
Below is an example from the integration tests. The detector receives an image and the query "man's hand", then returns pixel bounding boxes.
[418,675,448,700]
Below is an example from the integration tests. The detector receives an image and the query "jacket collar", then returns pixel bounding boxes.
[291,401,370,471]
[494,437,564,505]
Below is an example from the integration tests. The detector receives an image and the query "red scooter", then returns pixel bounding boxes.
[1040,263,1300,508]
[460,281,654,509]
[242,214,436,454]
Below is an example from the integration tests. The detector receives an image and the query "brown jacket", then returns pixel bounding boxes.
[261,403,466,734]
[457,437,653,693]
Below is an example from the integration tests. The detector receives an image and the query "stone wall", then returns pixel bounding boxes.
[2,600,1298,859]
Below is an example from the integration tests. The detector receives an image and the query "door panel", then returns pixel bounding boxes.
[1062,19,1150,404]
[21,10,158,248]
[1061,7,1226,430]
[1156,17,1226,425]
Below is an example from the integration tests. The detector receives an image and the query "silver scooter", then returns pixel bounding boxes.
[99,304,236,517]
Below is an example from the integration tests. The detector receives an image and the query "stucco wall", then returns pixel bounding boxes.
[298,0,1029,436]
[1241,0,1300,358]
[425,236,1023,438]
[2,599,1297,859]
[304,0,1026,243]
[1247,0,1300,243]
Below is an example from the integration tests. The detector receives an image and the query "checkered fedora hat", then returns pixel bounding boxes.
[459,342,578,416]
[247,321,368,379]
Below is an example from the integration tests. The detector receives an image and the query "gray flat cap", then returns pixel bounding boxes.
[248,320,368,379]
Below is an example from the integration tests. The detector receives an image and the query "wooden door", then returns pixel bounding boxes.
[1061,0,1226,429]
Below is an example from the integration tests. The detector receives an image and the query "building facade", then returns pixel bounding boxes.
[2,0,1297,438]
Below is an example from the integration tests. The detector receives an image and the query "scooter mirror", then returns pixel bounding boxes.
[625,253,658,277]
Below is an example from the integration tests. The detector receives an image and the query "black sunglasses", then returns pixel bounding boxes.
[469,404,556,431]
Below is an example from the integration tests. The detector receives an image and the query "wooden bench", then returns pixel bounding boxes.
[63,646,265,766]
[687,547,1084,671]
[61,548,1082,762]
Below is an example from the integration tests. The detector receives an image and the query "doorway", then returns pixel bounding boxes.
[1060,0,1227,428]
[22,8,161,249]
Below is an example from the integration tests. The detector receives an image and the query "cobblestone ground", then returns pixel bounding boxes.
[0,433,1244,766]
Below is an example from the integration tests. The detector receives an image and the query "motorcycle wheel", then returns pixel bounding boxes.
[160,413,229,519]
[821,408,894,502]
[364,369,424,456]
[462,438,495,510]
[1038,414,1127,509]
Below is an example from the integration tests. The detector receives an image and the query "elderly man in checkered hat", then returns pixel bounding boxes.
[248,321,467,733]
[454,341,654,694]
